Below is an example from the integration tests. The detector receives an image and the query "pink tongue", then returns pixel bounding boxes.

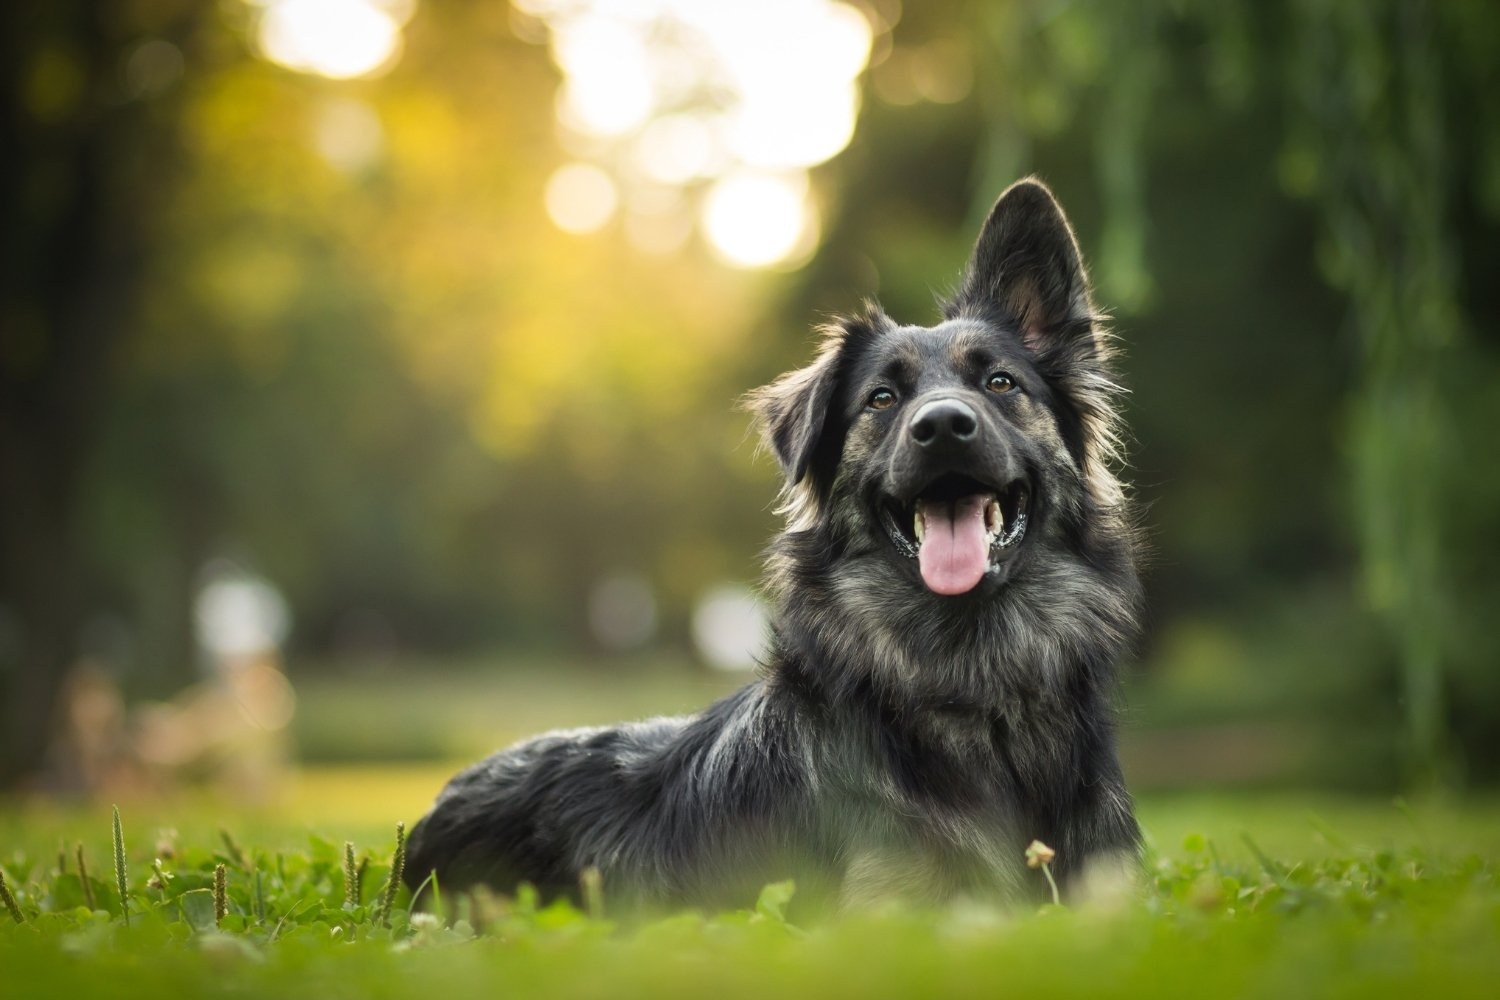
[917,495,991,595]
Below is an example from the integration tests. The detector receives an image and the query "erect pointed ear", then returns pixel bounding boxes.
[947,177,1096,354]
[747,337,844,487]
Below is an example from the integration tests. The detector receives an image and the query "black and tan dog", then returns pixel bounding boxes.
[405,179,1143,913]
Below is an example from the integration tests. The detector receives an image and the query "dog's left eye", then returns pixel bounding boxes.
[986,371,1016,393]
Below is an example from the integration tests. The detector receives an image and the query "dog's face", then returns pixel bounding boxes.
[753,179,1127,603]
[833,317,1069,595]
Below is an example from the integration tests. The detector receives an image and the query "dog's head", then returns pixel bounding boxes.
[751,179,1129,601]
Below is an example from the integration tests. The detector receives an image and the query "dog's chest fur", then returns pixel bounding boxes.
[776,655,1118,907]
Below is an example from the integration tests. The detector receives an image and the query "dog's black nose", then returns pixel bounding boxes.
[910,398,978,447]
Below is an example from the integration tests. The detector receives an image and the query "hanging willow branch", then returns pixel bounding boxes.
[1283,0,1462,786]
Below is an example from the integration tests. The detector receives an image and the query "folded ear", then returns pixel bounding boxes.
[947,177,1096,354]
[748,338,844,487]
[748,307,888,488]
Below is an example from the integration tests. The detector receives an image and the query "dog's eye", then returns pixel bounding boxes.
[868,388,896,410]
[986,372,1016,393]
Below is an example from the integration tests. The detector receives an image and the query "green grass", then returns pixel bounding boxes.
[2,782,1498,998]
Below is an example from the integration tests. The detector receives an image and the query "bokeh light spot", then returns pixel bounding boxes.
[545,162,620,234]
[195,563,291,661]
[726,83,860,171]
[691,583,767,672]
[703,171,815,269]
[258,0,405,80]
[634,114,719,184]
[123,39,185,100]
[588,574,658,651]
[311,97,384,173]
[551,15,656,137]
[517,0,874,268]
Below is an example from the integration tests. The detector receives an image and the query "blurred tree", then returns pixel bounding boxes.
[106,1,778,656]
[1281,0,1465,785]
[0,1,199,785]
[2,0,1498,792]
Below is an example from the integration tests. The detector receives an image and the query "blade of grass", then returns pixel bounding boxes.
[219,829,247,869]
[408,870,438,920]
[1242,834,1290,888]
[74,843,96,911]
[268,897,317,942]
[1306,813,1351,851]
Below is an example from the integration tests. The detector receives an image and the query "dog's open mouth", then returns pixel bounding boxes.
[881,473,1030,595]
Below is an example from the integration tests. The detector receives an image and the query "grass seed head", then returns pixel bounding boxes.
[0,866,24,923]
[112,805,130,927]
[213,863,228,924]
[377,822,407,928]
[343,841,359,908]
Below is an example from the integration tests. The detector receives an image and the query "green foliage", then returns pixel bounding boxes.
[2,806,1498,997]
[6,0,1500,800]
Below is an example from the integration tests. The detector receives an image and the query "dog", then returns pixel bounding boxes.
[404,178,1144,914]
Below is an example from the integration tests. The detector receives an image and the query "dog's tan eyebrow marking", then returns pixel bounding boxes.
[877,343,921,383]
[945,326,995,366]
[958,345,994,372]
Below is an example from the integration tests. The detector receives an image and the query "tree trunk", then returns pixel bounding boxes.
[0,2,190,786]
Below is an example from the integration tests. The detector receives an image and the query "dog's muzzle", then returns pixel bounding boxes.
[880,396,1031,596]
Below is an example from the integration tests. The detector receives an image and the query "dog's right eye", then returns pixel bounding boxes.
[868,388,896,411]
[986,371,1017,394]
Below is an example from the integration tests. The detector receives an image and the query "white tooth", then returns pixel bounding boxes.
[914,509,925,543]
[985,497,1003,539]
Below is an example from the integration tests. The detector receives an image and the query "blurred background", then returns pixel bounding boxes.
[2,0,1497,807]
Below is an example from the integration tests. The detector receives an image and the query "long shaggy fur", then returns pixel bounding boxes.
[405,178,1144,914]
